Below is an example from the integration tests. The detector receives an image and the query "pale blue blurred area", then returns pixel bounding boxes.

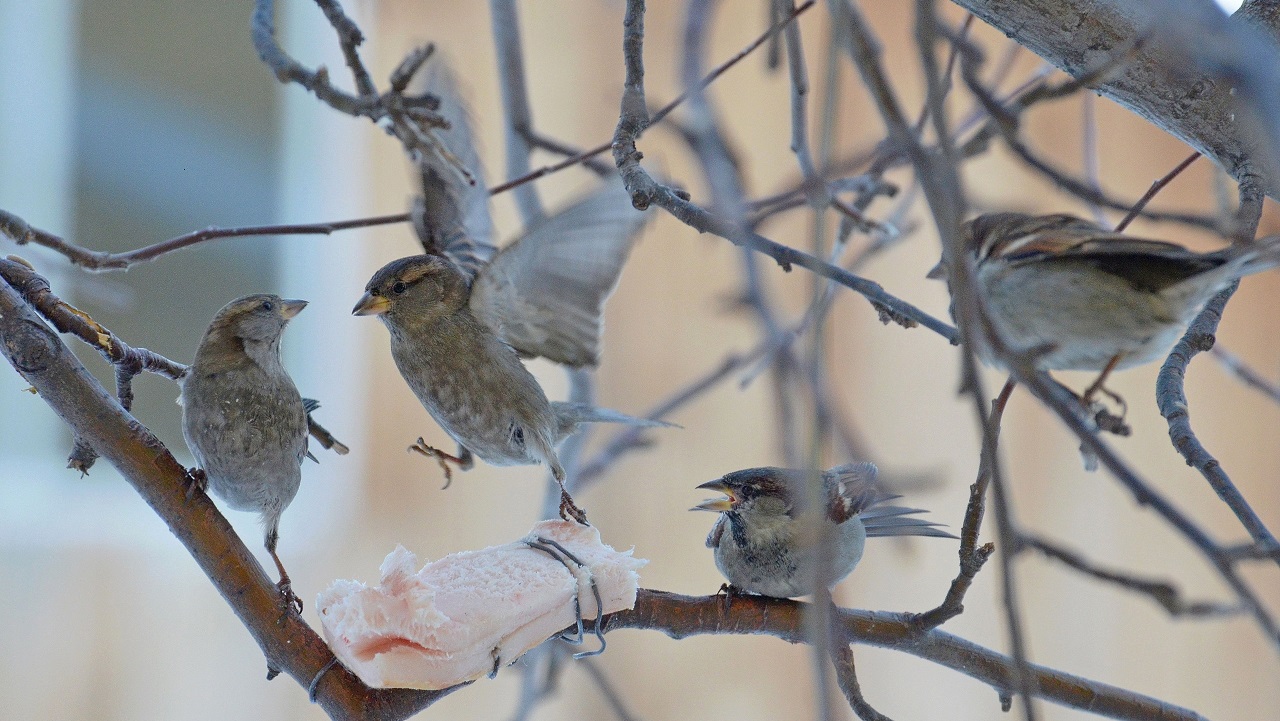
[0,0,299,718]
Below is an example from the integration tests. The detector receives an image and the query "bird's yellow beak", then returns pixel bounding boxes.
[925,260,946,280]
[691,479,735,512]
[352,292,390,317]
[280,299,308,319]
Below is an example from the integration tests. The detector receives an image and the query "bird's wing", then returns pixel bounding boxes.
[469,179,649,367]
[706,514,727,549]
[411,55,496,280]
[987,214,1225,292]
[823,462,888,524]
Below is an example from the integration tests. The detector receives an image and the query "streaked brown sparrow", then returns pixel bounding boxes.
[354,58,657,524]
[930,212,1280,385]
[181,294,309,613]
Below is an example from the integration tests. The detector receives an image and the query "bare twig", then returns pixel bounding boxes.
[0,209,409,272]
[1210,345,1280,404]
[1012,356,1280,650]
[573,350,762,491]
[900,0,1036,713]
[910,379,1011,631]
[0,256,187,470]
[1156,280,1280,571]
[1020,535,1241,617]
[490,0,545,223]
[830,643,894,721]
[1114,152,1202,231]
[579,658,644,721]
[952,37,1222,233]
[489,0,816,197]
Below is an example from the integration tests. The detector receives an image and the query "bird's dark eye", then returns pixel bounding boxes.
[392,281,408,295]
[260,300,274,312]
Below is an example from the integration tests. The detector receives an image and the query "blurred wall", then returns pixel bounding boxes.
[0,1,1276,720]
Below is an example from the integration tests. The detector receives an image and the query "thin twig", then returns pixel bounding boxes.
[1020,535,1241,617]
[0,257,187,469]
[911,379,1010,630]
[490,0,816,197]
[579,658,644,721]
[1114,152,1202,231]
[830,643,894,721]
[951,35,1222,233]
[1081,93,1108,226]
[906,2,1037,715]
[573,350,762,491]
[1210,345,1280,404]
[490,0,545,223]
[0,209,409,272]
[1156,281,1280,571]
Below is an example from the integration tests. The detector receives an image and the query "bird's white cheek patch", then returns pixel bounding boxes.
[317,520,646,690]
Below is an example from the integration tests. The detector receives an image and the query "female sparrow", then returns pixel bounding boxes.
[692,463,954,599]
[355,58,656,524]
[930,212,1280,390]
[181,294,309,613]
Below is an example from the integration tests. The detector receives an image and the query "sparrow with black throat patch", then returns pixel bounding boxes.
[693,462,954,599]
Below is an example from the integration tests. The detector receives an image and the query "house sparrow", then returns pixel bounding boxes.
[354,248,664,524]
[929,212,1280,382]
[355,57,655,524]
[692,463,954,599]
[181,294,309,613]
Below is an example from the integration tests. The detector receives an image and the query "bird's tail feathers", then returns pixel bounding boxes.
[862,505,956,539]
[552,401,679,428]
[1238,233,1280,275]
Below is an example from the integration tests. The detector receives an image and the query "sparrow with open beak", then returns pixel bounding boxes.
[354,57,658,524]
[693,463,954,599]
[181,294,310,613]
[929,212,1280,396]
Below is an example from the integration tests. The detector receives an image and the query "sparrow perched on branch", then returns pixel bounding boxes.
[693,463,954,599]
[929,212,1280,396]
[181,294,310,613]
[354,57,659,524]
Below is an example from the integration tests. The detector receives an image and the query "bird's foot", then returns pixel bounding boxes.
[408,439,473,489]
[1090,401,1131,437]
[558,490,589,526]
[1079,384,1130,438]
[183,467,207,499]
[716,583,742,615]
[277,577,304,619]
[1079,356,1129,435]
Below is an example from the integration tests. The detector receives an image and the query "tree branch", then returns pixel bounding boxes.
[950,0,1280,202]
[607,591,1212,721]
[0,272,457,721]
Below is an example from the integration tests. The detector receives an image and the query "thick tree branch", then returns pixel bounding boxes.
[607,591,1211,721]
[0,275,457,721]
[950,0,1280,202]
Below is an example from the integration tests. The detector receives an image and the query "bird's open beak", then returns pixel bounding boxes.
[280,299,308,319]
[691,479,735,512]
[925,260,946,280]
[352,292,390,317]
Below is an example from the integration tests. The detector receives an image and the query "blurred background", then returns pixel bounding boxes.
[0,0,1276,719]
